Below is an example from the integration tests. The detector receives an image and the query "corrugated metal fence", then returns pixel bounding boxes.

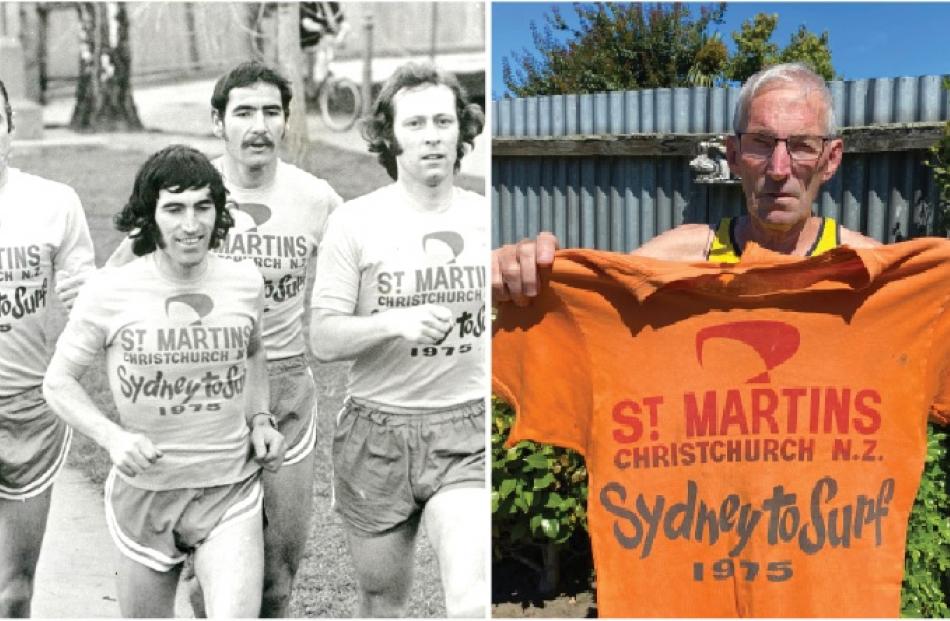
[492,76,950,250]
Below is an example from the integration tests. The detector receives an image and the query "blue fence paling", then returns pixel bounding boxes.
[492,76,950,249]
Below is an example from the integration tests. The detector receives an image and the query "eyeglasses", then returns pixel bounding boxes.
[737,133,831,163]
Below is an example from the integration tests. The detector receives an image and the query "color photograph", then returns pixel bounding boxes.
[490,2,950,617]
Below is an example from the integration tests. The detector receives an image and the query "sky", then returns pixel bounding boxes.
[491,2,950,98]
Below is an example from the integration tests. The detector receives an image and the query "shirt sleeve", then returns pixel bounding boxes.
[310,208,360,314]
[51,271,110,375]
[53,187,96,279]
[248,277,266,358]
[314,181,345,254]
[492,276,595,457]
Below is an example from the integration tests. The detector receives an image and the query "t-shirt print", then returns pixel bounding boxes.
[493,238,950,617]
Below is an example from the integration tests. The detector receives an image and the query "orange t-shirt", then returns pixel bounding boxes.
[493,238,950,617]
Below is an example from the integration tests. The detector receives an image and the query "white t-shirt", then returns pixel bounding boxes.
[53,254,265,491]
[311,183,487,408]
[0,168,95,397]
[214,159,343,360]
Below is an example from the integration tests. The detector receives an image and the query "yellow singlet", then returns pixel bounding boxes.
[705,216,840,263]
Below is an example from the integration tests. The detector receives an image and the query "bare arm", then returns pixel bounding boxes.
[243,325,285,472]
[301,257,317,356]
[309,305,452,363]
[43,355,162,478]
[491,224,713,306]
[839,227,882,249]
[632,224,714,261]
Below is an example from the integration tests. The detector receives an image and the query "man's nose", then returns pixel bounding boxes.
[182,208,200,231]
[423,120,441,144]
[766,138,793,177]
[251,110,267,131]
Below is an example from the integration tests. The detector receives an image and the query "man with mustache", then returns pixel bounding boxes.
[0,77,96,617]
[492,63,879,301]
[204,60,343,618]
[106,61,342,617]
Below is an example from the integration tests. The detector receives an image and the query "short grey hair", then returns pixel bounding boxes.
[732,63,837,136]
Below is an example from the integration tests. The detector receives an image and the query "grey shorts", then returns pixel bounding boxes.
[332,398,485,535]
[104,470,263,572]
[0,386,72,500]
[267,355,317,465]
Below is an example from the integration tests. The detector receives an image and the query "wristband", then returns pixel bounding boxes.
[250,412,278,430]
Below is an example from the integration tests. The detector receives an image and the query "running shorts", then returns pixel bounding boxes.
[332,397,485,534]
[0,386,72,500]
[268,354,317,465]
[104,470,262,572]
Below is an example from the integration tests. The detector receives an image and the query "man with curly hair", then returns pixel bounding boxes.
[0,77,95,617]
[310,62,487,618]
[105,62,343,617]
[44,145,284,617]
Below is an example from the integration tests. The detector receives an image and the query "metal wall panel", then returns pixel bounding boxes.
[493,76,950,248]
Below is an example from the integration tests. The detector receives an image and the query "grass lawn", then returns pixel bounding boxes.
[16,135,482,617]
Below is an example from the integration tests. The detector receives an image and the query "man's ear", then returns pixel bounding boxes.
[820,137,844,181]
[725,134,739,169]
[211,110,224,138]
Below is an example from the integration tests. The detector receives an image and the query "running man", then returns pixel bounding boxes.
[43,145,285,617]
[310,62,487,618]
[104,61,343,616]
[0,77,96,617]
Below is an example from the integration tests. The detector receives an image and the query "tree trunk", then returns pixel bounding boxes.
[19,3,42,103]
[70,2,143,132]
[35,4,48,104]
[275,2,309,167]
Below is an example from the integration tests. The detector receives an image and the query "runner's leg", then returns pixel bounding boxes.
[346,519,419,617]
[116,554,181,618]
[0,490,52,617]
[260,450,316,617]
[193,507,264,617]
[422,487,488,618]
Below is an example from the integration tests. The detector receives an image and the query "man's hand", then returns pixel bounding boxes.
[106,428,163,478]
[491,232,559,306]
[386,304,454,344]
[55,270,93,312]
[250,419,286,473]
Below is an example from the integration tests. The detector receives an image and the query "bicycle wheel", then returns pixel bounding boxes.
[319,77,361,132]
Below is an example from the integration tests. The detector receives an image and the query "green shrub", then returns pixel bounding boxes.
[902,427,950,616]
[903,81,950,616]
[927,78,950,235]
[491,398,588,555]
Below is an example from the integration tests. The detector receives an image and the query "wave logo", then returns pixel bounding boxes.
[235,202,272,232]
[165,293,214,326]
[695,320,800,384]
[422,230,464,264]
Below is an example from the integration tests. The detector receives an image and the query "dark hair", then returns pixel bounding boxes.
[114,145,233,256]
[361,62,484,180]
[211,61,293,119]
[0,78,12,132]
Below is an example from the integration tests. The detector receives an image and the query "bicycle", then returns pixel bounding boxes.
[313,69,362,132]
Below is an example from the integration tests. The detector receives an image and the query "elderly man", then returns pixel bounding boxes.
[492,63,950,616]
[0,78,96,616]
[492,62,879,299]
[310,62,486,618]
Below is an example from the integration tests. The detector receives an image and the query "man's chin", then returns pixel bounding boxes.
[751,207,809,231]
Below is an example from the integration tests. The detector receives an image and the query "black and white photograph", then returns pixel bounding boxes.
[0,1,487,618]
